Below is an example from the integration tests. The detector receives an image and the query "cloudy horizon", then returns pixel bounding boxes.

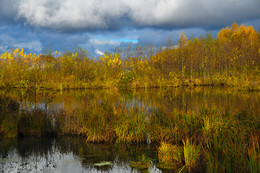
[0,0,259,56]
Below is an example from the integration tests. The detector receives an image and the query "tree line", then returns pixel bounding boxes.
[0,23,259,90]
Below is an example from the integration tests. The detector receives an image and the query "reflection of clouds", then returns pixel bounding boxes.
[1,149,85,173]
[0,138,160,173]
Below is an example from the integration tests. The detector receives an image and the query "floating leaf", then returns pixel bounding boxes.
[94,161,113,167]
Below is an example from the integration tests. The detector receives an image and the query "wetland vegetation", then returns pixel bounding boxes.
[0,23,259,172]
[0,87,259,172]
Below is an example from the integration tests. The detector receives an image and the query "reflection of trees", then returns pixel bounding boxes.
[0,87,259,139]
[0,97,20,138]
[0,138,17,159]
[73,140,157,172]
[1,137,158,172]
[16,137,54,158]
[1,87,258,116]
[51,137,158,171]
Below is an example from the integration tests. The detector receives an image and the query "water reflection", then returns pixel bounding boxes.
[0,87,259,172]
[0,87,259,139]
[1,87,259,114]
[0,137,160,173]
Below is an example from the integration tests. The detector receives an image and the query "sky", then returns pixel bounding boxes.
[0,0,259,56]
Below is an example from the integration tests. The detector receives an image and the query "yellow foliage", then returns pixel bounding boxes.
[218,24,259,44]
[14,48,19,57]
[0,23,258,90]
[217,26,231,42]
[7,53,11,60]
[178,31,188,48]
[101,53,122,68]
[158,142,182,165]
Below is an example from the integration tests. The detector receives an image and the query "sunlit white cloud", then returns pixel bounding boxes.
[95,49,104,56]
[89,39,121,46]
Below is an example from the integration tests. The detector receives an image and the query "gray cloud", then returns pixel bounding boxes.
[1,0,260,55]
[16,0,127,32]
[14,41,42,52]
[0,0,256,32]
[0,0,18,23]
[0,25,90,54]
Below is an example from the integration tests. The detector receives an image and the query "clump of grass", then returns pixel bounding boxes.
[157,142,183,169]
[150,110,192,143]
[149,110,175,142]
[247,135,260,173]
[183,139,200,172]
[203,117,247,173]
[77,102,116,143]
[114,107,148,143]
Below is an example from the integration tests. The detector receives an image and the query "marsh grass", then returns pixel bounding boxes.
[155,107,259,172]
[114,107,148,143]
[150,109,202,144]
[0,93,259,172]
[156,139,201,172]
[204,133,247,172]
[157,142,183,168]
[56,102,149,143]
[183,139,201,172]
[247,135,260,173]
[77,103,116,142]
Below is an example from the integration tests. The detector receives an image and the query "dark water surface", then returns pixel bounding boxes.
[0,87,259,172]
[1,87,259,115]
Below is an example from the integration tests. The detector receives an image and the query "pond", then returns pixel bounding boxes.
[0,87,259,172]
[0,137,160,173]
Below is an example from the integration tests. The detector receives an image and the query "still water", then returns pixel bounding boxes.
[1,137,159,173]
[0,87,259,172]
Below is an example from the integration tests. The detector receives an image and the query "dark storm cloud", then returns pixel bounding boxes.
[0,0,19,24]
[0,0,259,55]
[136,28,209,46]
[0,0,258,32]
[0,24,90,54]
[245,18,260,31]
